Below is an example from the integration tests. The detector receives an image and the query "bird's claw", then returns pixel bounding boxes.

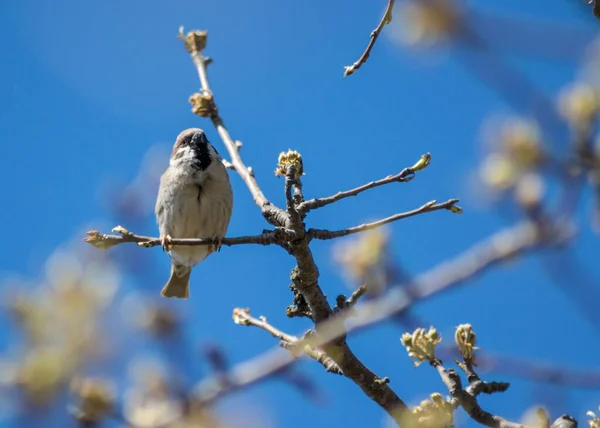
[161,234,173,252]
[212,236,223,252]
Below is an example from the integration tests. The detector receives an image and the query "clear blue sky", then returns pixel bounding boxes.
[1,1,599,427]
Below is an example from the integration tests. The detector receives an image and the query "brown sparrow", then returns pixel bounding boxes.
[155,128,233,298]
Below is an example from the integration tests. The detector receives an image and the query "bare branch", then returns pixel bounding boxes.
[84,229,278,250]
[298,153,431,214]
[287,214,410,422]
[344,0,396,77]
[308,199,460,240]
[284,165,304,230]
[431,360,523,428]
[469,380,510,396]
[279,156,413,421]
[232,308,342,375]
[334,285,368,318]
[347,284,368,308]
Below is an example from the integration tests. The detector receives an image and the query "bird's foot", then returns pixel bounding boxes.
[212,236,223,252]
[160,234,173,252]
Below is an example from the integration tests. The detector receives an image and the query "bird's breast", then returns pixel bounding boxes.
[158,177,233,268]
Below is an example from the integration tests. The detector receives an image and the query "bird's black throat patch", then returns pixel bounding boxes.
[189,131,213,171]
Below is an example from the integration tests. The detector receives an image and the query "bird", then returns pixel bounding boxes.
[155,128,233,298]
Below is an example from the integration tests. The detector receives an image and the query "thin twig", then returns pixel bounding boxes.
[297,161,421,214]
[344,0,396,77]
[308,199,460,240]
[84,229,278,250]
[431,360,523,428]
[347,284,368,307]
[233,308,342,375]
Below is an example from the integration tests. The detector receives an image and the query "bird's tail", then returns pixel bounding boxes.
[161,264,191,299]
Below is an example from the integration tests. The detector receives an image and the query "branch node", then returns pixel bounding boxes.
[189,92,217,117]
[222,159,235,170]
[178,28,207,54]
[374,376,390,385]
[286,282,312,320]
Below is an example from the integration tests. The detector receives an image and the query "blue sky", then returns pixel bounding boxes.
[1,0,599,427]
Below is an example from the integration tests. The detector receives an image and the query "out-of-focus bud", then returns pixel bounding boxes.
[514,173,545,212]
[139,305,180,337]
[411,392,454,428]
[559,82,599,127]
[520,406,550,428]
[70,377,115,424]
[394,0,459,47]
[334,229,390,295]
[16,348,67,405]
[480,153,516,190]
[499,119,543,168]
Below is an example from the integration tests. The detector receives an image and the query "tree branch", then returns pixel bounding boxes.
[344,0,396,77]
[287,237,410,422]
[335,284,368,313]
[308,199,460,240]
[232,308,342,375]
[431,360,524,428]
[297,153,430,214]
[84,228,278,250]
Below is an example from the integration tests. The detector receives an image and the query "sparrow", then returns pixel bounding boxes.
[155,128,234,298]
